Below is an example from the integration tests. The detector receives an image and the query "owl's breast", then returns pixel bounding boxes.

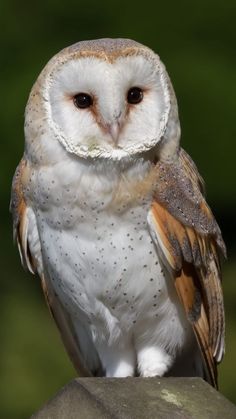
[30,159,189,349]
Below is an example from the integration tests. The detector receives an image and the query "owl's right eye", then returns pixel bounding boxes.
[73,93,93,109]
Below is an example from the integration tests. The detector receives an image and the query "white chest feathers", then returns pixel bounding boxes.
[28,158,195,377]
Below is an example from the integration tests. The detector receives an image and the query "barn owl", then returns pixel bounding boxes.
[11,38,225,387]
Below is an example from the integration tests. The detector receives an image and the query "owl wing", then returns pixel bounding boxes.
[10,158,92,376]
[148,148,226,388]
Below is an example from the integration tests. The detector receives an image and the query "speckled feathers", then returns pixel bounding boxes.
[11,39,225,386]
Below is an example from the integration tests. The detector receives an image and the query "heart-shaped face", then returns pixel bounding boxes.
[25,38,180,163]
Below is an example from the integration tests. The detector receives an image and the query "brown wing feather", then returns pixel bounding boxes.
[150,147,225,388]
[11,158,35,273]
[175,263,217,388]
[11,158,94,376]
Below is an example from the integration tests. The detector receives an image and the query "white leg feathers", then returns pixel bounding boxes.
[137,346,173,377]
[97,344,136,377]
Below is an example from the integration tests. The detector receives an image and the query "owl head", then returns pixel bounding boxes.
[25,39,180,163]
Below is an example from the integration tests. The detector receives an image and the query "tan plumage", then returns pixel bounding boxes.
[11,38,225,385]
[150,149,225,387]
[12,147,225,386]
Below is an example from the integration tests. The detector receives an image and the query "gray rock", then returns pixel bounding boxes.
[31,377,236,419]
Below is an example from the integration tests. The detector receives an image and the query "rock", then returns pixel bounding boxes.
[31,377,236,419]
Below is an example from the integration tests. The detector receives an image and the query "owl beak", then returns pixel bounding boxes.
[108,122,120,145]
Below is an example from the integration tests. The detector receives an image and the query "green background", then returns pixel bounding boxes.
[1,1,236,417]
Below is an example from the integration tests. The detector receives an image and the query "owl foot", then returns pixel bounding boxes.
[137,346,173,377]
[97,344,136,377]
[105,358,135,377]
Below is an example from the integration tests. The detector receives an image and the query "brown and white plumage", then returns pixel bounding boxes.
[11,38,225,387]
[149,149,225,387]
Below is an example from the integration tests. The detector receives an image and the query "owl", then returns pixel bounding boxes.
[11,38,225,387]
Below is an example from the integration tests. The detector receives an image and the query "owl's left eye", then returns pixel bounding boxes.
[127,87,143,104]
[73,93,93,109]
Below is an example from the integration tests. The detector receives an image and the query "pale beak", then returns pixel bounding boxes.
[108,121,120,145]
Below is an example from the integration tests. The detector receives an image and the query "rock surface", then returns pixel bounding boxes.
[31,377,236,419]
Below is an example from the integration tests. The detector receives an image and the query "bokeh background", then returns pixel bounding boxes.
[1,1,236,417]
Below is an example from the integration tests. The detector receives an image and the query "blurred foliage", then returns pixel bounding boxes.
[1,0,236,417]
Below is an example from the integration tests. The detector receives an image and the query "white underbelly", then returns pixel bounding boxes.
[38,203,192,355]
[28,155,200,377]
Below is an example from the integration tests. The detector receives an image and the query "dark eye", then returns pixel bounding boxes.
[73,93,93,109]
[127,87,143,104]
